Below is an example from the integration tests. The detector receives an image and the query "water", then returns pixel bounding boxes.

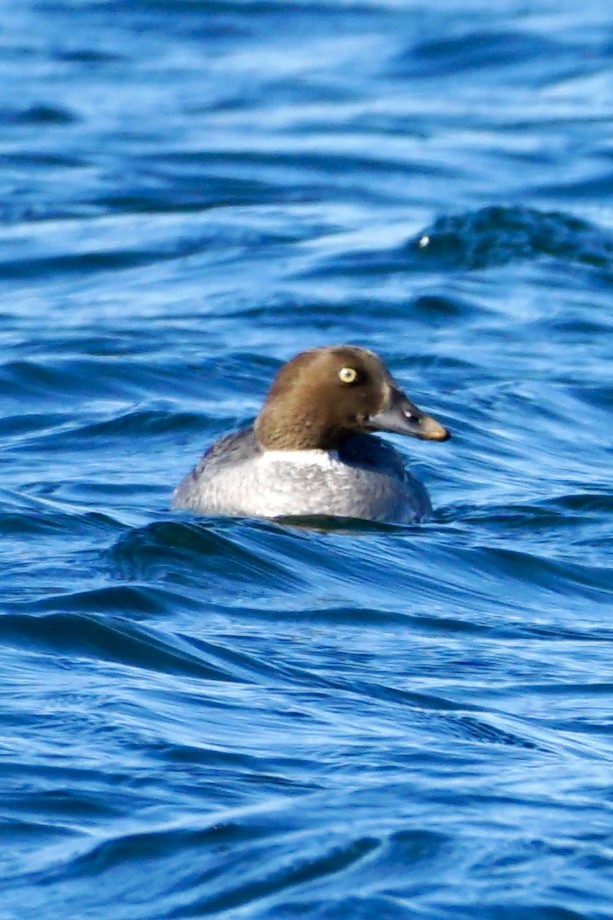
[1,1,611,918]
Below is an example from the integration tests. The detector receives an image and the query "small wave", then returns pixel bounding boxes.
[394,27,576,86]
[0,612,242,682]
[0,105,78,125]
[111,519,307,592]
[409,205,613,272]
[307,206,613,279]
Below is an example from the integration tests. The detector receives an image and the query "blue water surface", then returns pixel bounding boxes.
[1,1,612,918]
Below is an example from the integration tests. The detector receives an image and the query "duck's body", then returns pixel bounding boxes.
[172,428,431,523]
[172,345,449,524]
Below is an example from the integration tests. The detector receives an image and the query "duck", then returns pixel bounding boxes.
[172,345,450,523]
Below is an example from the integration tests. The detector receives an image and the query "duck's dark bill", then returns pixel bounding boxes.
[367,388,450,441]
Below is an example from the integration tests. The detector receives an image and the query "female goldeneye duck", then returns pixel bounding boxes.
[172,345,450,524]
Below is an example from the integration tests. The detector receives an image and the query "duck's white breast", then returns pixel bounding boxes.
[173,431,431,523]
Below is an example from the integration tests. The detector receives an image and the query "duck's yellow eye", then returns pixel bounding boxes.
[338,366,358,384]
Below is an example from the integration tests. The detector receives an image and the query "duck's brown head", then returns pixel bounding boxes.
[254,345,450,451]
